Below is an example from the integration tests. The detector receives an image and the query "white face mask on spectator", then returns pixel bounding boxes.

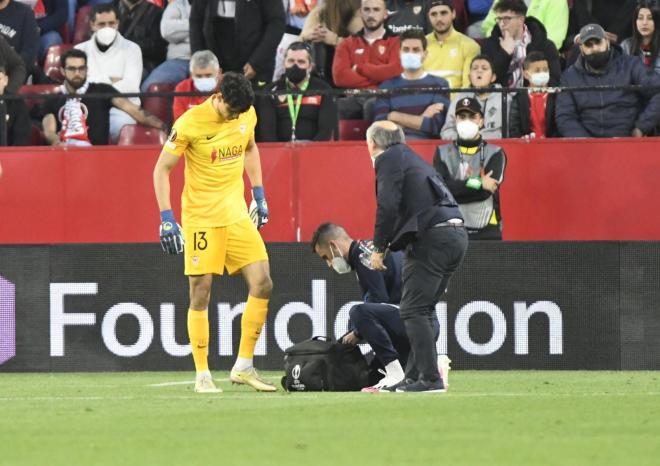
[456,120,480,140]
[529,72,550,87]
[400,52,423,71]
[96,27,118,47]
[193,77,217,92]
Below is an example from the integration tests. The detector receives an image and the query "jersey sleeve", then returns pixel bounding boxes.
[162,118,191,157]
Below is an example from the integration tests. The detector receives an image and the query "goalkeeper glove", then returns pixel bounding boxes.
[251,186,269,230]
[159,209,184,254]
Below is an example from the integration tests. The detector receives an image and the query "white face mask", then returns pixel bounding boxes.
[95,27,118,47]
[400,52,423,71]
[456,120,480,140]
[330,244,351,274]
[529,71,550,87]
[193,77,217,92]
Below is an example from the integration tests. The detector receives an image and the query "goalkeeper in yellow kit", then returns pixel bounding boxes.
[153,72,275,393]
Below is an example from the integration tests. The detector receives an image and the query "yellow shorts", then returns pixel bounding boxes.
[183,217,268,276]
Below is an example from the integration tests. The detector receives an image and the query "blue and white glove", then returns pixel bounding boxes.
[250,186,269,230]
[159,209,184,254]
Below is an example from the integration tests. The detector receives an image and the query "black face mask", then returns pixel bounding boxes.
[285,65,308,85]
[583,49,610,70]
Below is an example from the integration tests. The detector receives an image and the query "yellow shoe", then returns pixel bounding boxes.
[230,367,277,392]
[194,374,222,393]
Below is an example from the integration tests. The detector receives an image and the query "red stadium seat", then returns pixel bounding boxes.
[73,5,93,44]
[143,82,176,127]
[18,84,61,111]
[117,124,167,145]
[43,44,74,83]
[338,119,370,141]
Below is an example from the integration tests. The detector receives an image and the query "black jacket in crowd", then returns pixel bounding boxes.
[114,0,167,74]
[0,0,38,71]
[481,16,561,87]
[38,0,68,35]
[190,0,285,85]
[347,240,403,305]
[509,91,558,138]
[0,34,26,93]
[1,93,30,146]
[256,75,337,142]
[373,143,462,252]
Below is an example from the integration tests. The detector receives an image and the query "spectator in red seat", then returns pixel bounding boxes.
[190,0,286,88]
[622,1,660,75]
[113,0,166,75]
[0,0,39,78]
[172,50,222,121]
[0,34,26,91]
[33,0,68,64]
[140,0,191,92]
[508,51,557,138]
[256,41,336,142]
[556,23,660,138]
[332,0,402,119]
[0,64,29,145]
[480,0,560,88]
[76,3,142,142]
[374,28,450,139]
[40,48,165,146]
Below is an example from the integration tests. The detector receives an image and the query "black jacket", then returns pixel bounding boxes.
[0,34,26,92]
[0,0,39,69]
[347,241,403,305]
[115,0,167,73]
[373,143,462,251]
[481,16,561,87]
[556,46,660,137]
[509,91,558,138]
[1,93,30,146]
[256,75,337,142]
[38,0,68,34]
[190,0,285,84]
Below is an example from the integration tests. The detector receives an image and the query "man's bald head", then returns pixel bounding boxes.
[366,121,405,157]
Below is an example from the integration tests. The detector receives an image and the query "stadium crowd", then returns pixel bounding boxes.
[0,0,659,146]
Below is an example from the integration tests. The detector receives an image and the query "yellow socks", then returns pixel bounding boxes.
[237,296,269,360]
[187,309,209,372]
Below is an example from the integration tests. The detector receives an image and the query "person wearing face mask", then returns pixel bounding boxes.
[373,28,449,139]
[75,3,143,143]
[172,50,223,121]
[367,121,466,393]
[509,51,557,138]
[556,23,660,138]
[434,97,506,240]
[310,222,447,392]
[256,41,336,141]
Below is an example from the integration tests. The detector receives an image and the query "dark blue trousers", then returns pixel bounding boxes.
[349,302,439,369]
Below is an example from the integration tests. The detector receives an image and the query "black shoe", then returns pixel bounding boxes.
[380,377,414,392]
[396,378,446,393]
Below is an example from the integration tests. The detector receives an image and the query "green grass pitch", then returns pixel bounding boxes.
[1,371,659,466]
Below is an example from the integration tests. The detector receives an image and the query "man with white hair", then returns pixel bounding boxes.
[172,50,223,121]
[367,120,468,393]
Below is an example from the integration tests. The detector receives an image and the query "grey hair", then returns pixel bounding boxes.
[366,123,405,149]
[189,50,220,72]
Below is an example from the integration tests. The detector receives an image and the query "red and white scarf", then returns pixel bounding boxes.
[58,81,92,145]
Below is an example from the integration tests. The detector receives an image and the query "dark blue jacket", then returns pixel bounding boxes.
[374,143,462,251]
[38,0,68,34]
[0,0,39,67]
[347,241,402,305]
[556,46,660,137]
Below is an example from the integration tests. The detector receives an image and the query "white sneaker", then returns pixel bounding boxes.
[361,369,403,393]
[437,355,451,389]
[194,373,222,393]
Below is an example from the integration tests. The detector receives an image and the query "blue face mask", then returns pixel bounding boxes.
[193,77,217,92]
[400,52,423,71]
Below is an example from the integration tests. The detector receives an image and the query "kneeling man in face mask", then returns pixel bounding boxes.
[257,41,337,142]
[311,222,450,392]
[433,97,506,240]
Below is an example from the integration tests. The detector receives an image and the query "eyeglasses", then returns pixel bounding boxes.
[64,66,87,73]
[495,15,521,24]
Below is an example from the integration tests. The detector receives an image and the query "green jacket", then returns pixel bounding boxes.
[481,0,568,50]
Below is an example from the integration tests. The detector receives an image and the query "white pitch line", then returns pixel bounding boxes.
[147,376,281,387]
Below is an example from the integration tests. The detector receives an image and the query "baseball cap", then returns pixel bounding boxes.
[429,0,454,9]
[455,97,483,116]
[579,24,606,43]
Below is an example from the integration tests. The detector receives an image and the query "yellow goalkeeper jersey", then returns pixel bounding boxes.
[162,96,257,227]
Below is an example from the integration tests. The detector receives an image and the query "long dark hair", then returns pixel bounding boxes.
[319,0,360,38]
[629,1,660,66]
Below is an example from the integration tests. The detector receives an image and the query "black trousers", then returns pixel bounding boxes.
[349,303,439,369]
[399,225,468,382]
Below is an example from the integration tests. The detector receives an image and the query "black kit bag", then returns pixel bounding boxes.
[281,336,370,392]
